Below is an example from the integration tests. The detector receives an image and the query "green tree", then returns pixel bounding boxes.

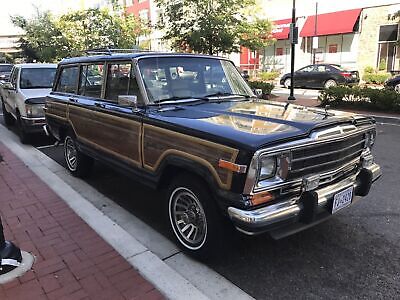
[156,0,272,55]
[12,8,148,62]
[11,10,69,62]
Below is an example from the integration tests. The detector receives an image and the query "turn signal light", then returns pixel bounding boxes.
[250,191,274,206]
[218,159,247,173]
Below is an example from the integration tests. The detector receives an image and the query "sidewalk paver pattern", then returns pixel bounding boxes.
[0,143,164,300]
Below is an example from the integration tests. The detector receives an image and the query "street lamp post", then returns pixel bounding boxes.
[288,0,296,101]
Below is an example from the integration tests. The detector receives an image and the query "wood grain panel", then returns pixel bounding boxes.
[69,106,141,166]
[143,124,238,190]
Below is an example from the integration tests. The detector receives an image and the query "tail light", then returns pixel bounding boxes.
[340,72,352,78]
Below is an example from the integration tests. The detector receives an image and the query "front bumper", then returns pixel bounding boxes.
[20,116,46,133]
[228,163,381,238]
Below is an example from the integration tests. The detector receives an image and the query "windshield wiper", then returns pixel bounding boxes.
[203,92,251,99]
[153,96,209,104]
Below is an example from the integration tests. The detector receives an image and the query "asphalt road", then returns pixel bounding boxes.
[1,107,399,299]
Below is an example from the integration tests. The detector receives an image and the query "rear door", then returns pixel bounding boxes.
[70,60,143,168]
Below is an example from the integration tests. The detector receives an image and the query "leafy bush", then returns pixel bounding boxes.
[362,73,391,85]
[258,71,280,81]
[363,66,374,74]
[319,86,400,113]
[248,81,274,95]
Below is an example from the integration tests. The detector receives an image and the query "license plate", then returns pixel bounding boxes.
[332,186,353,214]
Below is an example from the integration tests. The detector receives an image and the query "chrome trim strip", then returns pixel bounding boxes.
[20,116,46,121]
[291,139,365,163]
[228,200,301,227]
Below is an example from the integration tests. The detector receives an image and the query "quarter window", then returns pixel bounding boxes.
[105,62,142,103]
[79,64,104,98]
[55,66,78,94]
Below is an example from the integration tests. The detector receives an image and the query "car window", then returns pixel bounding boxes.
[316,66,326,72]
[138,57,252,103]
[298,66,315,72]
[0,65,12,72]
[55,66,79,94]
[79,64,104,98]
[20,68,56,89]
[105,62,143,103]
[10,68,18,86]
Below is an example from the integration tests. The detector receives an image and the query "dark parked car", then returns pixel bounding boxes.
[280,64,359,89]
[384,75,400,93]
[0,64,13,82]
[45,52,380,257]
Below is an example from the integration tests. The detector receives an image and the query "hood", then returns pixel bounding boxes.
[148,100,371,150]
[20,88,52,101]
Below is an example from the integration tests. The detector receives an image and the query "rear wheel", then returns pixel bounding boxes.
[1,100,14,126]
[166,174,226,258]
[64,135,94,178]
[395,83,400,94]
[324,79,337,89]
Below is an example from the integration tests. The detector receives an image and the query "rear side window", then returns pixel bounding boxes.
[56,66,79,94]
[105,62,142,102]
[79,64,104,98]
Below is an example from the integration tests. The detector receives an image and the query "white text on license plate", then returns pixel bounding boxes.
[332,186,353,214]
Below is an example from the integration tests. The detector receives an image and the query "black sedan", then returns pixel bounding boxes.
[280,64,359,89]
[0,64,13,82]
[384,75,400,93]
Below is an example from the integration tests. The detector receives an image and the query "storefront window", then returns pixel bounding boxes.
[377,25,399,71]
[276,48,283,56]
[329,44,338,53]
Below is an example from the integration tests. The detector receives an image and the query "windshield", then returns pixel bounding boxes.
[0,65,12,72]
[20,68,57,89]
[137,57,253,103]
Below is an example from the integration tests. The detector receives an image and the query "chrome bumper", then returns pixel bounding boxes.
[228,163,381,236]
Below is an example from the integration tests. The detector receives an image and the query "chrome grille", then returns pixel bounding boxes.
[288,133,365,179]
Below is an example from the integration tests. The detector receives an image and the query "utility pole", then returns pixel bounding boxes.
[312,2,318,64]
[288,0,297,101]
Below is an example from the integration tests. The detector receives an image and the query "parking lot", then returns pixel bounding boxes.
[1,105,399,299]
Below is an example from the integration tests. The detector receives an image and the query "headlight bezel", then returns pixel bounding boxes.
[25,103,45,118]
[258,155,277,181]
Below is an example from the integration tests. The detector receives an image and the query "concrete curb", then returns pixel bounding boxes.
[0,124,208,300]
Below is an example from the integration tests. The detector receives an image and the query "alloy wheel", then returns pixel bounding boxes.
[169,187,207,250]
[65,137,78,172]
[395,84,400,94]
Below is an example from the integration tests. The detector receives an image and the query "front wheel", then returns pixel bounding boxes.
[1,100,14,126]
[324,79,337,89]
[284,78,291,89]
[64,135,94,178]
[166,174,226,258]
[16,114,30,144]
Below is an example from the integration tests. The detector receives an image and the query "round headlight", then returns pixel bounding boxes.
[259,156,277,180]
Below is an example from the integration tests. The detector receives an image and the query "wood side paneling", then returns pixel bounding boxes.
[143,124,238,190]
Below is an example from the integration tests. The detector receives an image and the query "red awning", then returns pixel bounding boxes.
[271,19,292,40]
[300,9,362,37]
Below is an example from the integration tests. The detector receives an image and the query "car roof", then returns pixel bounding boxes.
[15,63,57,68]
[0,63,13,66]
[59,52,227,65]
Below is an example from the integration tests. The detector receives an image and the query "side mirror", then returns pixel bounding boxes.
[3,82,15,90]
[118,95,138,110]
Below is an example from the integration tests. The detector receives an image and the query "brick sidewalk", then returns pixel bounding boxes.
[0,143,163,300]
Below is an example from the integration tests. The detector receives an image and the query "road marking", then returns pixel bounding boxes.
[377,122,400,127]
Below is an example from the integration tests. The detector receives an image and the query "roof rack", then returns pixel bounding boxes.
[84,47,154,55]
